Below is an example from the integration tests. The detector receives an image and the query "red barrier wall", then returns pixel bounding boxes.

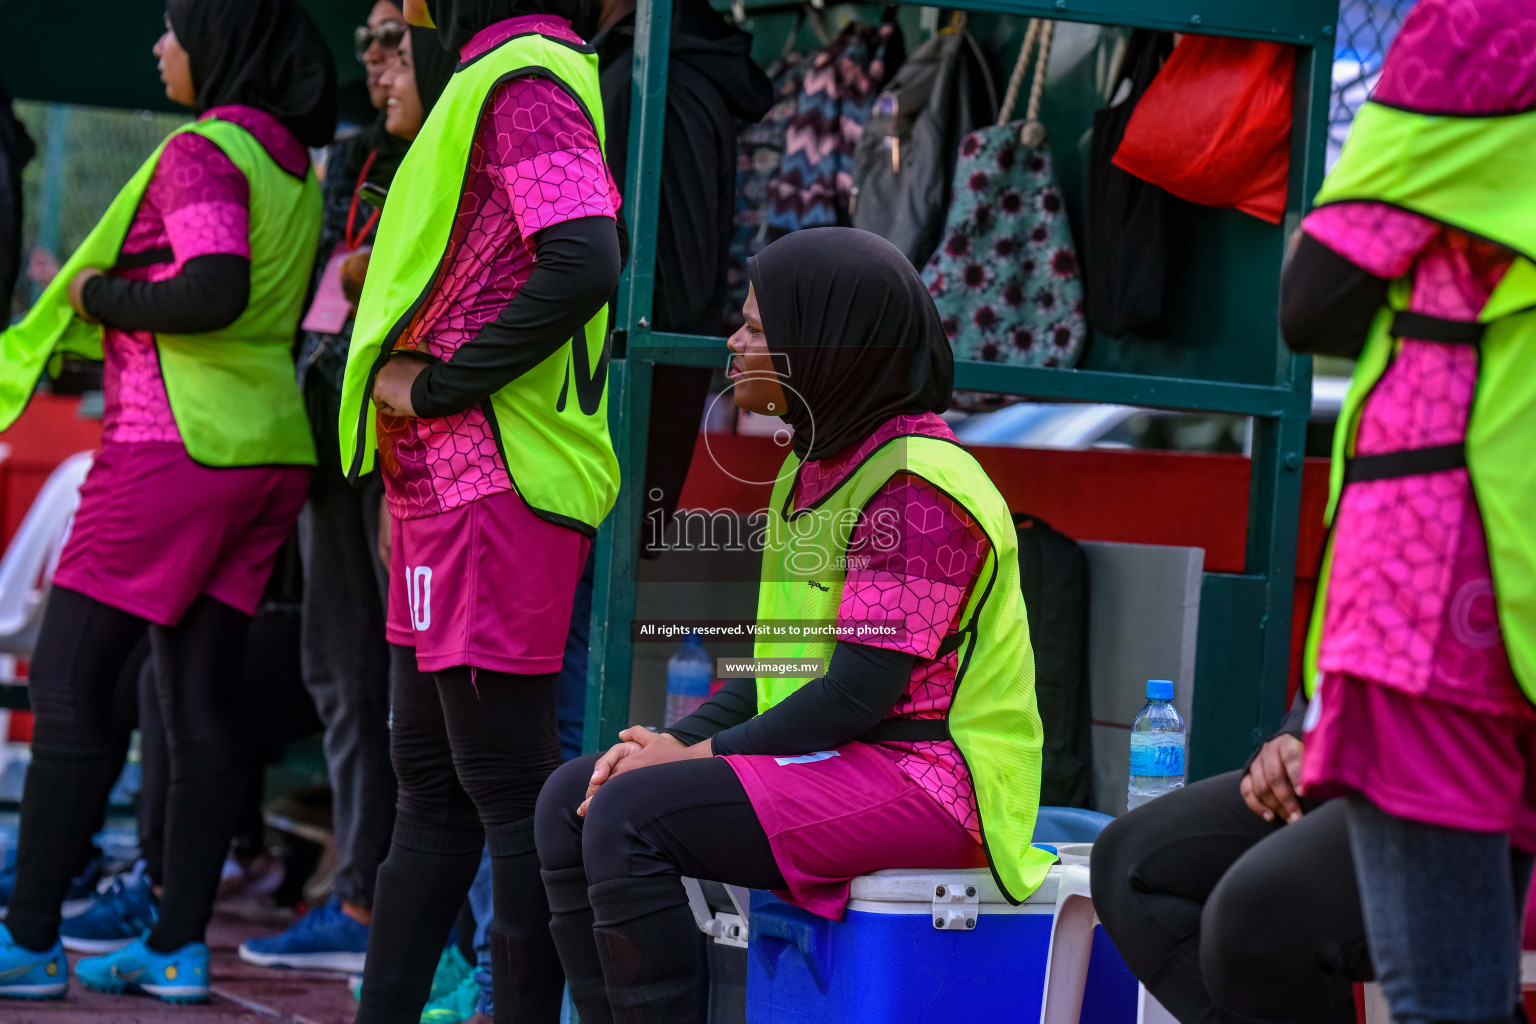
[0,394,102,548]
[0,418,1332,697]
[678,433,1331,699]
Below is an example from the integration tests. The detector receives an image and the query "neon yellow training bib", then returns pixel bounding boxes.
[338,31,619,533]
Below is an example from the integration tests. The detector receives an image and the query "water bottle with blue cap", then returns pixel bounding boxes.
[665,632,713,727]
[1127,679,1186,811]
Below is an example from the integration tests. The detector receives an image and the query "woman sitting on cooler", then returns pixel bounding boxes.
[535,228,1055,1024]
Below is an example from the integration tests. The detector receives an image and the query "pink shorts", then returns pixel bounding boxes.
[53,441,309,625]
[1304,671,1536,851]
[723,740,988,920]
[387,489,590,674]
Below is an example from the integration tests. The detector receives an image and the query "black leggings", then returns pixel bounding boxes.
[533,753,784,1024]
[355,647,566,1024]
[1091,771,1372,1024]
[135,655,270,885]
[8,587,258,954]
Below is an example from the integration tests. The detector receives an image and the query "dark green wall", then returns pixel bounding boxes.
[6,0,1288,385]
[0,0,369,112]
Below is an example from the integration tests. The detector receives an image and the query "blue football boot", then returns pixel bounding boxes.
[75,935,210,1003]
[0,923,68,1000]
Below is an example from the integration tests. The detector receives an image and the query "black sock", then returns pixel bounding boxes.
[6,588,146,952]
[544,866,611,1024]
[588,876,709,1024]
[143,596,257,952]
[485,818,564,1024]
[146,763,259,952]
[355,820,483,1024]
[6,749,123,951]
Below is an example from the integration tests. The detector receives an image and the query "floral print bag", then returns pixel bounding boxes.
[922,21,1086,411]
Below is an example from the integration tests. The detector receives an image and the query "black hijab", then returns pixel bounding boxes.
[408,25,459,116]
[167,0,338,148]
[746,228,953,462]
[428,0,592,53]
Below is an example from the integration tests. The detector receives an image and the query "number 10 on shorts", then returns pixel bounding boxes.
[406,565,432,631]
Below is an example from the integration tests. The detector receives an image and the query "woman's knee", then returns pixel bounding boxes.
[1090,814,1164,973]
[535,754,599,871]
[391,718,470,827]
[579,769,664,885]
[438,671,563,826]
[1201,863,1288,1014]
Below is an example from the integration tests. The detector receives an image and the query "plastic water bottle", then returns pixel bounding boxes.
[1128,679,1186,811]
[665,632,713,726]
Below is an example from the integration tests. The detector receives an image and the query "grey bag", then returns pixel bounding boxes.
[849,24,997,267]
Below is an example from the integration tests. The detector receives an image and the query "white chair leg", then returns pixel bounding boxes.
[1040,865,1099,1024]
[1363,982,1392,1024]
[1138,984,1177,1024]
[680,877,713,933]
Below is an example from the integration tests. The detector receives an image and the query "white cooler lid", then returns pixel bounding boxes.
[847,863,1063,908]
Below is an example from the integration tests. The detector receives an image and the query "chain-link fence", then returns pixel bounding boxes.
[11,102,187,320]
[1330,0,1417,168]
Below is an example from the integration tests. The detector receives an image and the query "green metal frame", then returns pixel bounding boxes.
[590,0,1339,773]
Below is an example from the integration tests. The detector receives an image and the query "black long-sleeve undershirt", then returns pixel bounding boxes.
[662,677,756,746]
[81,253,250,335]
[408,215,621,419]
[1279,232,1391,360]
[664,642,917,757]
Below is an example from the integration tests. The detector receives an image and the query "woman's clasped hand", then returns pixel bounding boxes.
[578,726,713,816]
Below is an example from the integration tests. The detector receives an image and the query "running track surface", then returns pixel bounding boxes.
[9,910,361,1024]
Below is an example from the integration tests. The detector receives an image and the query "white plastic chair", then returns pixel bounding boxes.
[1038,862,1176,1024]
[0,450,94,656]
[1039,864,1099,1024]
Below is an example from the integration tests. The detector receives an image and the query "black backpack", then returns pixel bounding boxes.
[848,27,997,267]
[1015,513,1093,808]
[1085,30,1188,338]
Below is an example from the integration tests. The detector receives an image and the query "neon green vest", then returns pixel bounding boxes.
[338,32,619,532]
[0,118,320,467]
[1303,101,1536,703]
[755,434,1056,903]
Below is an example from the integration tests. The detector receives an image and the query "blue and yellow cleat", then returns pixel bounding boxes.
[76,936,210,1003]
[0,923,68,1000]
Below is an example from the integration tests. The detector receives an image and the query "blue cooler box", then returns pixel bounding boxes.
[746,866,1136,1024]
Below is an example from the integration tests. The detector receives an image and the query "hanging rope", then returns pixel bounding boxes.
[997,18,1056,147]
[997,19,1041,127]
[1026,20,1055,123]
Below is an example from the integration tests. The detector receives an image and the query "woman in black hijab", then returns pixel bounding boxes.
[0,0,336,1005]
[424,0,594,51]
[405,23,459,117]
[346,0,622,1022]
[740,227,952,461]
[167,0,338,148]
[534,229,1049,1024]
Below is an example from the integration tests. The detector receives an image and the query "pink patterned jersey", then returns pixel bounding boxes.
[1305,202,1526,717]
[797,412,991,840]
[380,15,619,520]
[1370,0,1536,116]
[101,106,306,448]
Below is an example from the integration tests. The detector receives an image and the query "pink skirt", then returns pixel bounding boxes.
[1304,671,1536,851]
[723,740,987,920]
[387,489,590,674]
[53,441,308,625]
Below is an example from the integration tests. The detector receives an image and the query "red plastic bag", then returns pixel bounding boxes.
[1112,35,1295,224]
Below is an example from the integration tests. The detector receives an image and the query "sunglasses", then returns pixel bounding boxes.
[354,21,406,59]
